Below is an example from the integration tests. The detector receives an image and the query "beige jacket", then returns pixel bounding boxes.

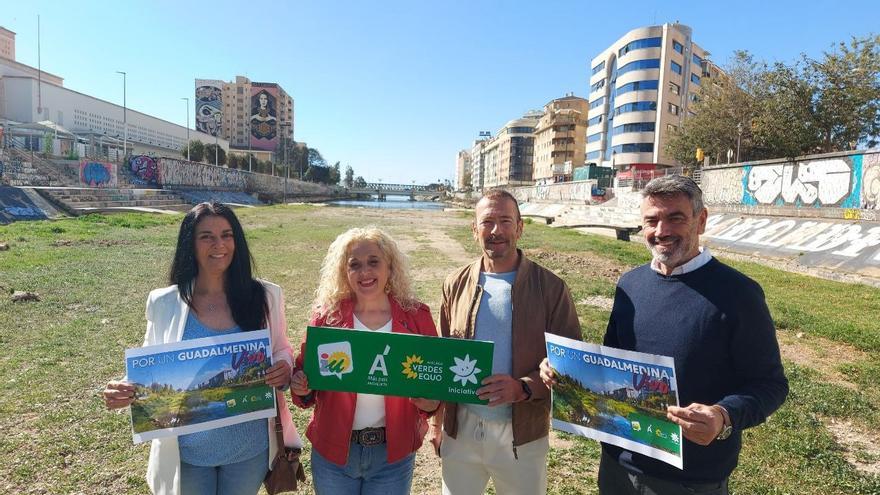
[439,250,581,447]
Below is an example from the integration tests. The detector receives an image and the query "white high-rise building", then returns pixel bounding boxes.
[586,23,722,170]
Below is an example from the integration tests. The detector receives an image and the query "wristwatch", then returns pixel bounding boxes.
[713,405,733,441]
[520,379,532,402]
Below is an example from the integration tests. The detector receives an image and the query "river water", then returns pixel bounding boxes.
[327,196,445,211]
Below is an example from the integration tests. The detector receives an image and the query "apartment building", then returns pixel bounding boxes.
[533,94,589,183]
[586,23,721,170]
[480,114,539,189]
[455,149,471,191]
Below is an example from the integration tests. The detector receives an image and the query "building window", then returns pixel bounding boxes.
[667,124,678,133]
[587,132,602,143]
[591,61,605,75]
[668,103,680,115]
[614,101,657,116]
[590,79,606,93]
[236,87,243,94]
[589,97,605,109]
[587,115,603,126]
[673,41,683,54]
[669,82,680,95]
[586,150,601,160]
[612,122,656,135]
[618,37,662,57]
[691,73,701,85]
[671,61,682,75]
[690,93,699,103]
[693,53,702,65]
[615,80,659,97]
[617,58,661,77]
[611,143,654,154]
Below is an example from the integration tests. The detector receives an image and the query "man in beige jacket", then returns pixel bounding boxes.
[430,188,581,494]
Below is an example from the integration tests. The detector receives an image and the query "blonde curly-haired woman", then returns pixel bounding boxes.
[290,227,439,495]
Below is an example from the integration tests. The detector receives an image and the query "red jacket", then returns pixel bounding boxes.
[291,296,438,465]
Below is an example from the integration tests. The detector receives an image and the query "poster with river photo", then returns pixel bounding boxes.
[125,330,276,444]
[545,333,683,469]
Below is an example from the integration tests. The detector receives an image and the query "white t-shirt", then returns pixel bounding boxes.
[351,314,392,430]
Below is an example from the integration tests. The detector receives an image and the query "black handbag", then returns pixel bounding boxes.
[263,391,306,494]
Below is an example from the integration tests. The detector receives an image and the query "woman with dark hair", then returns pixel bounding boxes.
[103,202,301,495]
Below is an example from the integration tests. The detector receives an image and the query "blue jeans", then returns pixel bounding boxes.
[311,443,416,495]
[180,448,268,495]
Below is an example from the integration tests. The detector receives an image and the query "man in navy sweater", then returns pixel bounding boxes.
[542,175,788,494]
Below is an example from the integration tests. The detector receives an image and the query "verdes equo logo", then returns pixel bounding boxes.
[450,354,481,386]
[318,342,353,379]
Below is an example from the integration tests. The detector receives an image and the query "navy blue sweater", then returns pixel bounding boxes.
[603,258,788,482]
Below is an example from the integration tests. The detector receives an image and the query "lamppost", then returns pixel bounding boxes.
[247,117,252,172]
[181,97,190,161]
[736,122,743,163]
[116,71,127,159]
[280,122,291,203]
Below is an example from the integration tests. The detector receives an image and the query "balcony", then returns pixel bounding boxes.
[551,162,573,176]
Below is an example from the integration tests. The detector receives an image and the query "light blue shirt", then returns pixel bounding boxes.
[465,270,516,422]
[177,313,269,466]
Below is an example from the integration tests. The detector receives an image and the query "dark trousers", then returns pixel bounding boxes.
[598,452,729,495]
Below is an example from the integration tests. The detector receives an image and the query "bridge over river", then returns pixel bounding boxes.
[348,182,443,200]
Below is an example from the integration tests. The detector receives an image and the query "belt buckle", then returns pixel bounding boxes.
[356,427,385,446]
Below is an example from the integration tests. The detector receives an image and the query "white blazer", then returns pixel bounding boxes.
[139,281,303,495]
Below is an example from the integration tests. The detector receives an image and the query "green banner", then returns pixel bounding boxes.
[304,326,494,404]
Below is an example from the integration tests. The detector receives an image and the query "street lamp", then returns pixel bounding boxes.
[181,97,190,161]
[116,71,127,159]
[280,122,291,203]
[736,122,743,163]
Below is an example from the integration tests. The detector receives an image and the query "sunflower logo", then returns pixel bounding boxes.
[401,355,423,379]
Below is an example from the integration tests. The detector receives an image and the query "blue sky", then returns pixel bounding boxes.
[5,1,879,183]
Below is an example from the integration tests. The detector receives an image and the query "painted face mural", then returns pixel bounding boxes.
[249,84,279,151]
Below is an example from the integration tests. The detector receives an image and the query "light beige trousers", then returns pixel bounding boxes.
[440,406,550,495]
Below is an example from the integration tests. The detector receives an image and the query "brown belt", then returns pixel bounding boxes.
[351,427,386,446]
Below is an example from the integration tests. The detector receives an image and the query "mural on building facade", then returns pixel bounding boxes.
[862,153,880,210]
[195,79,223,137]
[742,156,862,208]
[249,83,278,152]
[80,160,117,188]
[129,155,159,185]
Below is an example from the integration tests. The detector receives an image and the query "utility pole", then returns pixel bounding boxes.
[116,71,127,159]
[181,98,190,160]
[736,122,743,163]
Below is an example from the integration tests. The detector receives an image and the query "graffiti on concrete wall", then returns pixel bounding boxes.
[158,158,247,190]
[510,181,596,202]
[700,167,743,204]
[129,155,159,185]
[862,153,880,210]
[742,156,862,208]
[0,186,48,223]
[704,213,880,267]
[80,160,118,188]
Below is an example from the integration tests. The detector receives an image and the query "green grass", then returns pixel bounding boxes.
[0,208,878,494]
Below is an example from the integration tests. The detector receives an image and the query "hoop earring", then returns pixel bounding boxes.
[384,282,392,294]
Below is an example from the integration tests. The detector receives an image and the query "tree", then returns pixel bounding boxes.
[330,161,341,185]
[308,148,327,169]
[203,144,227,166]
[666,51,766,165]
[304,164,331,183]
[808,35,880,151]
[182,140,204,162]
[344,165,354,188]
[668,37,880,165]
[354,175,367,188]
